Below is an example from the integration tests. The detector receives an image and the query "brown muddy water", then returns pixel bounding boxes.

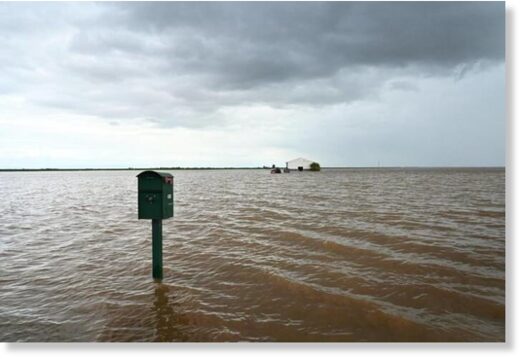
[0,168,505,342]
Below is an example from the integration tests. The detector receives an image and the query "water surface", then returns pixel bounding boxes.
[0,168,505,341]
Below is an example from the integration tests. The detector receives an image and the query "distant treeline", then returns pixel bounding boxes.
[0,166,504,172]
[0,167,264,172]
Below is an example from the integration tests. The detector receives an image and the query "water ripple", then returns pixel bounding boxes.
[0,168,505,341]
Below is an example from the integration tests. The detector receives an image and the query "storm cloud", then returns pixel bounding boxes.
[0,2,505,167]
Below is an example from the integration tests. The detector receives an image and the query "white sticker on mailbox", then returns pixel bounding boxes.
[167,194,172,199]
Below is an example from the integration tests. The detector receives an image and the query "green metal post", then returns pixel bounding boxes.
[152,219,163,280]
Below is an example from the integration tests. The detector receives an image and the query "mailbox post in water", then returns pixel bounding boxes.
[137,171,174,280]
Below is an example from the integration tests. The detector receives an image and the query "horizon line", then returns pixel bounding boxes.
[0,165,506,172]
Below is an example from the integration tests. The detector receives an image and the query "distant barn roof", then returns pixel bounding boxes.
[287,157,313,163]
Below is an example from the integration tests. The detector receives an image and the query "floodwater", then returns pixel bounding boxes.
[0,168,505,342]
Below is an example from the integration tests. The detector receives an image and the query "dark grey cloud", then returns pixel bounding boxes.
[106,2,505,84]
[0,1,505,129]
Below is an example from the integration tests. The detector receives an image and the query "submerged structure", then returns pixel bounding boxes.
[286,158,315,171]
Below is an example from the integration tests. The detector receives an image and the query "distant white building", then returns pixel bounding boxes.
[286,158,315,171]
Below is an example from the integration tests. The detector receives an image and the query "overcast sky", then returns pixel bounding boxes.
[0,1,505,168]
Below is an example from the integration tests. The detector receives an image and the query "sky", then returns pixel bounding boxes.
[0,1,505,168]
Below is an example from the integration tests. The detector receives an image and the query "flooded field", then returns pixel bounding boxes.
[0,168,505,342]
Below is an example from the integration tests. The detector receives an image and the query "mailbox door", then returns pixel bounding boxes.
[138,191,163,219]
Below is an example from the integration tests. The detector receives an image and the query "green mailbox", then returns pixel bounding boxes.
[137,171,174,219]
[137,170,174,280]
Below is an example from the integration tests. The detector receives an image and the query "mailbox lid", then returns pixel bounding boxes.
[137,171,174,191]
[136,170,173,178]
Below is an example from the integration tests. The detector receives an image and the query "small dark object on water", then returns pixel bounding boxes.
[271,167,282,174]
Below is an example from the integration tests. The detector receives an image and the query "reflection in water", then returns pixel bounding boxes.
[153,284,186,342]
